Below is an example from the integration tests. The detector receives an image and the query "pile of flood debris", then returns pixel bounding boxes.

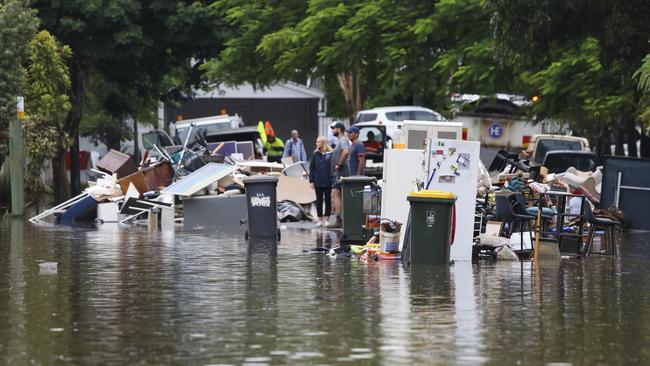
[30,146,315,228]
[474,148,626,260]
[484,148,604,204]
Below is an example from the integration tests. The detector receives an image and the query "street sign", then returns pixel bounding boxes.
[487,121,503,139]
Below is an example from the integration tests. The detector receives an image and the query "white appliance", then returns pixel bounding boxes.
[380,149,425,248]
[423,138,480,261]
[400,121,463,150]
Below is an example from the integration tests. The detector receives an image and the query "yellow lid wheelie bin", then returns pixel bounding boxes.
[405,190,456,265]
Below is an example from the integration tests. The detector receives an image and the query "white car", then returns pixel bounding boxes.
[353,106,446,138]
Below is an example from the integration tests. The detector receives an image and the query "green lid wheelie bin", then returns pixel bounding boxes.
[340,176,377,244]
[406,190,456,265]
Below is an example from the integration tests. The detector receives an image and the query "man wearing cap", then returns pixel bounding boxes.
[329,122,350,227]
[347,126,366,176]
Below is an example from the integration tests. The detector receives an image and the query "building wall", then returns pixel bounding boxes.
[455,114,555,150]
[165,98,320,158]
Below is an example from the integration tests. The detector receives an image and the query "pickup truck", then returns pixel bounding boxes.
[526,134,590,164]
[541,150,599,174]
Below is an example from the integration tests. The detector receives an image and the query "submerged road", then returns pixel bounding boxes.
[2,221,649,365]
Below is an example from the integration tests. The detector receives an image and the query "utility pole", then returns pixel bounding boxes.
[10,96,25,216]
[70,133,80,196]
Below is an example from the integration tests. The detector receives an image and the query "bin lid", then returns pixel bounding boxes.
[408,190,456,199]
[340,176,377,183]
[243,175,279,184]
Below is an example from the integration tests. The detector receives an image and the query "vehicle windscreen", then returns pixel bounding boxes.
[385,110,445,122]
[142,131,173,150]
[354,113,378,123]
[357,126,385,161]
[174,123,231,144]
[534,139,583,162]
[544,154,597,173]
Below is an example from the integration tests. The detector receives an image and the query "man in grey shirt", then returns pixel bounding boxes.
[329,122,350,227]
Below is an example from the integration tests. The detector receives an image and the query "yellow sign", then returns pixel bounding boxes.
[16,96,24,120]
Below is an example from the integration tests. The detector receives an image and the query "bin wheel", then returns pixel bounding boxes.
[245,230,249,240]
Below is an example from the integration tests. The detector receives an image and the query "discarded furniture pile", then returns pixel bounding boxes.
[474,149,629,260]
[30,146,317,229]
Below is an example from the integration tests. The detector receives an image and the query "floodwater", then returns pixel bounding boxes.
[2,220,650,365]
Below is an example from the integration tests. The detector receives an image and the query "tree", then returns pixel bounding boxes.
[524,38,634,156]
[488,0,650,156]
[80,74,143,152]
[0,0,38,167]
[399,0,525,108]
[205,0,392,121]
[22,30,72,202]
[34,0,227,200]
[204,0,523,121]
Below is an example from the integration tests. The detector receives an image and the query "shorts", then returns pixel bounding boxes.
[332,173,350,189]
[332,175,342,189]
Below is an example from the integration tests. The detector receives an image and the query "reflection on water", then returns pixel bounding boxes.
[2,222,650,364]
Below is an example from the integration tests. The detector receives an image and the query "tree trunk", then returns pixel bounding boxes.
[624,116,638,157]
[337,69,365,123]
[596,125,611,158]
[132,118,140,163]
[640,128,650,158]
[613,118,625,156]
[337,73,354,123]
[354,66,362,117]
[51,147,69,203]
[67,60,91,196]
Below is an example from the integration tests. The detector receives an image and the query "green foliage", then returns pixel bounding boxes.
[636,53,650,92]
[204,0,522,120]
[202,0,513,116]
[0,0,38,159]
[33,1,228,194]
[22,30,72,196]
[203,0,308,87]
[524,39,628,136]
[80,74,134,150]
[489,0,650,154]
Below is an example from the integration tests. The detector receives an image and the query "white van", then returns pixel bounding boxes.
[353,106,446,138]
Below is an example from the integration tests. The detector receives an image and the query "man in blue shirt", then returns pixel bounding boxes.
[347,126,366,176]
[283,129,307,162]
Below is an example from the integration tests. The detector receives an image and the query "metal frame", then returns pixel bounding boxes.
[614,172,650,207]
[29,192,90,223]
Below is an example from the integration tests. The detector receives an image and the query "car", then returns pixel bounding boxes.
[353,106,446,138]
[526,134,590,164]
[541,150,599,174]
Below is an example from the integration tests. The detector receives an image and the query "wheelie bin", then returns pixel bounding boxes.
[340,176,377,244]
[243,175,279,242]
[405,190,456,265]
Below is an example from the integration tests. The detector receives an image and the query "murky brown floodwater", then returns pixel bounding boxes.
[2,219,650,365]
